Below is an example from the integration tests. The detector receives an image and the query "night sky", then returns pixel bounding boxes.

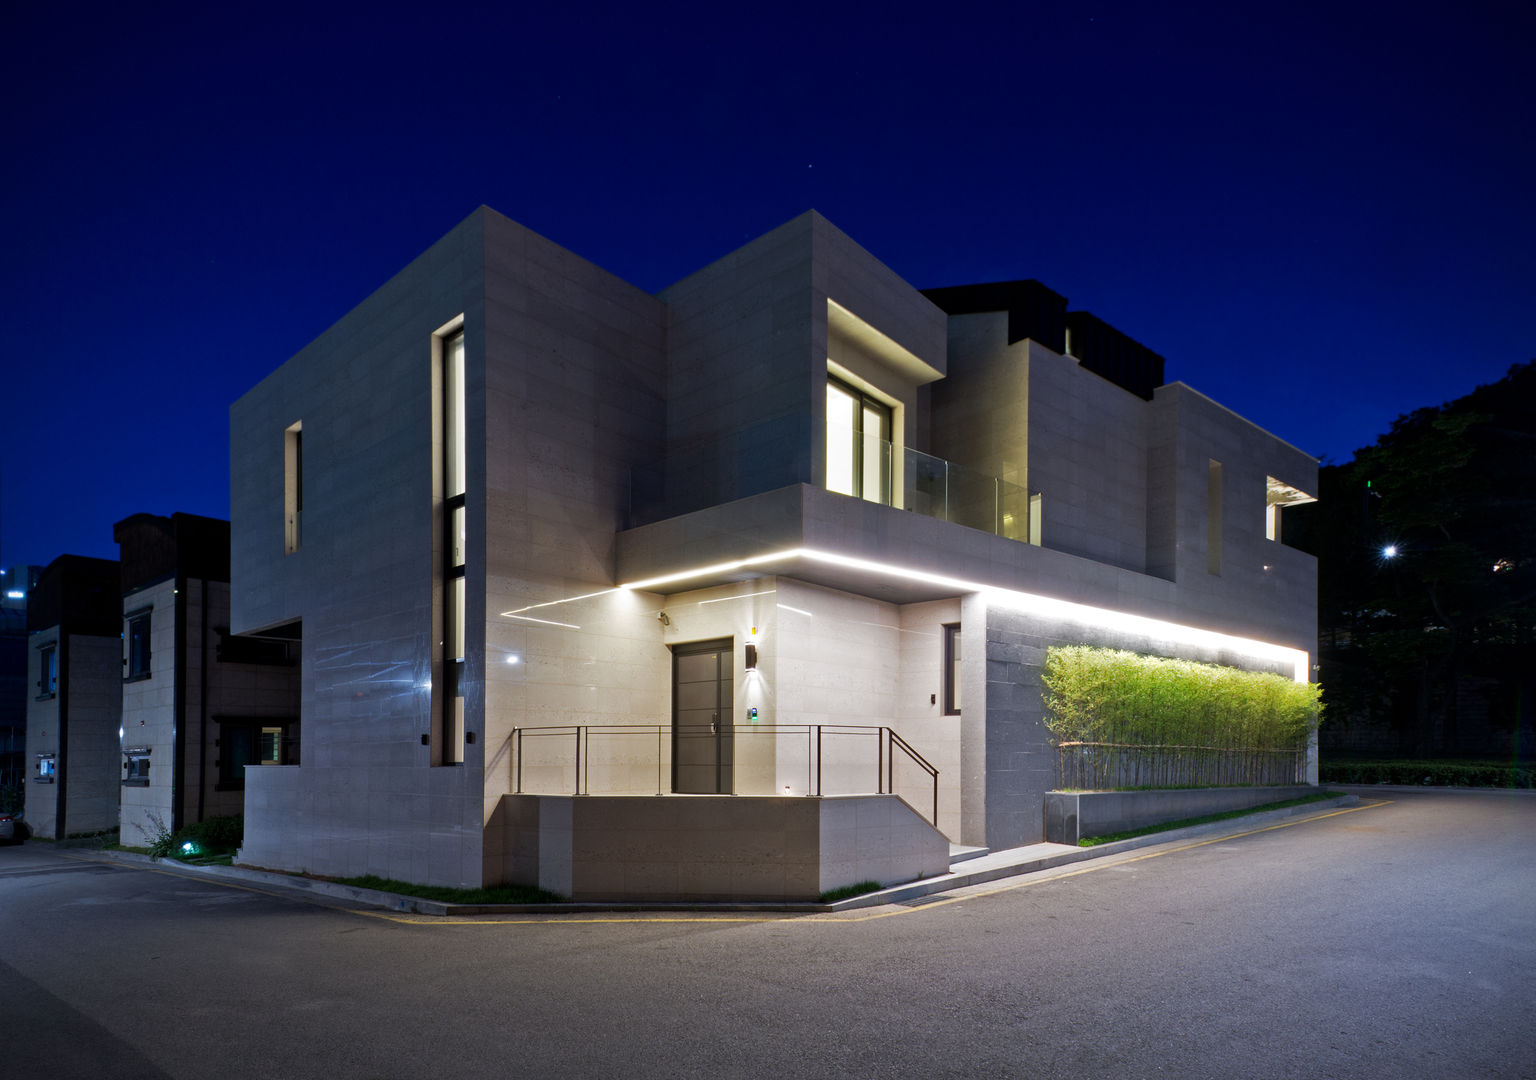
[3,2,1532,572]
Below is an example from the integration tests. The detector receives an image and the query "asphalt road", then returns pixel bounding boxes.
[1,789,1532,1080]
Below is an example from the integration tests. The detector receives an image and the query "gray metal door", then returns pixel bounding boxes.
[672,639,733,794]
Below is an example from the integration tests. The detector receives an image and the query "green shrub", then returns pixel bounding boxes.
[179,815,243,852]
[145,812,177,858]
[819,880,882,903]
[1041,646,1322,750]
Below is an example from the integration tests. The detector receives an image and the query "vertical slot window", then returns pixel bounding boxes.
[1207,459,1223,575]
[284,421,303,554]
[943,624,962,715]
[442,328,467,765]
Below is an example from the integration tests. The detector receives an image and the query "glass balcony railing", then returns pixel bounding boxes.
[628,419,1039,546]
[901,444,1035,543]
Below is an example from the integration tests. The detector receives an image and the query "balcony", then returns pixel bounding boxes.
[629,420,1036,544]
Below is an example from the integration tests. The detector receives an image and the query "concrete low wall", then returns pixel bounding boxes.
[488,793,949,902]
[1043,785,1316,845]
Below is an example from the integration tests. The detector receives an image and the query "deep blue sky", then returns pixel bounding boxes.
[3,2,1532,571]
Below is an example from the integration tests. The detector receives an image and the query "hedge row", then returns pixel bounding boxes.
[1319,760,1534,788]
[1041,646,1322,750]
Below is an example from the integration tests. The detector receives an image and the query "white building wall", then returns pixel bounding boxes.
[234,210,487,886]
[119,579,176,846]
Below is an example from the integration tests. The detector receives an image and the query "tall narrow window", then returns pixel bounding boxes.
[943,624,962,715]
[1207,459,1223,575]
[126,609,152,680]
[284,421,303,554]
[442,329,467,764]
[826,376,892,504]
[38,644,57,698]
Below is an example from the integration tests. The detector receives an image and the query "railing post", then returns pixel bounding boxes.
[514,727,522,793]
[815,725,822,796]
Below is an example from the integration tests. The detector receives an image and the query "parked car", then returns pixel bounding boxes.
[0,810,23,845]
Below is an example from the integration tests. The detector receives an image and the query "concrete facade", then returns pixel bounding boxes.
[230,207,1317,894]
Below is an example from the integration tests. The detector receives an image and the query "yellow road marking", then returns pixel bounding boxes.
[81,799,1392,927]
[821,797,1394,922]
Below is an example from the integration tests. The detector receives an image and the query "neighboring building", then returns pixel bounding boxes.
[114,512,301,846]
[229,208,1317,896]
[25,556,122,840]
[2,565,42,796]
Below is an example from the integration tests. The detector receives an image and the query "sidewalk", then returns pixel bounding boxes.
[76,792,1363,916]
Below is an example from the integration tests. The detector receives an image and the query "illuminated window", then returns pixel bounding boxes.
[126,609,152,680]
[826,376,891,504]
[284,421,303,554]
[218,720,296,789]
[943,624,962,715]
[1265,476,1316,542]
[441,327,467,765]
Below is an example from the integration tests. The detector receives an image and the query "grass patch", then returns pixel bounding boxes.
[1078,790,1344,846]
[332,874,565,906]
[1319,759,1534,788]
[819,880,882,903]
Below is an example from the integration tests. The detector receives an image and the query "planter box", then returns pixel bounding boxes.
[1044,785,1316,845]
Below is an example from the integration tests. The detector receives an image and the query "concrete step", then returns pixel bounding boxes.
[948,844,990,866]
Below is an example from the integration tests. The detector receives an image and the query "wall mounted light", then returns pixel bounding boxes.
[744,643,758,670]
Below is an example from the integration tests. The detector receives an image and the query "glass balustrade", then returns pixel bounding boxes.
[628,423,1038,545]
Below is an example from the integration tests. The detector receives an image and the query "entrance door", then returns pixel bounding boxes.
[672,639,733,794]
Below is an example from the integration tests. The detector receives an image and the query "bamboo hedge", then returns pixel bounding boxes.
[1041,646,1322,751]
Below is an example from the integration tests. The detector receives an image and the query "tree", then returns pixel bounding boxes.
[1291,362,1536,758]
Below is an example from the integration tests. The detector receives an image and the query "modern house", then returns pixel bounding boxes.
[25,555,122,840]
[229,208,1317,899]
[114,512,301,847]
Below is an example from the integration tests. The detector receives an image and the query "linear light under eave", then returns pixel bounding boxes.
[793,548,1309,682]
[610,546,1309,683]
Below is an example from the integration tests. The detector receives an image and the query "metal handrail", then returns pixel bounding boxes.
[510,723,940,825]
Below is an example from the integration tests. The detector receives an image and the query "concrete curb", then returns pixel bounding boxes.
[75,792,1363,916]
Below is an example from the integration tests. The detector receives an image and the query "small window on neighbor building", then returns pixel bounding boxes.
[126,609,152,680]
[123,748,151,787]
[218,721,296,789]
[37,644,57,698]
[943,624,962,715]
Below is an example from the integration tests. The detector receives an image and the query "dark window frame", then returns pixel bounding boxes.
[827,374,893,505]
[125,608,153,682]
[216,719,298,790]
[123,747,151,787]
[36,642,57,700]
[943,623,962,715]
